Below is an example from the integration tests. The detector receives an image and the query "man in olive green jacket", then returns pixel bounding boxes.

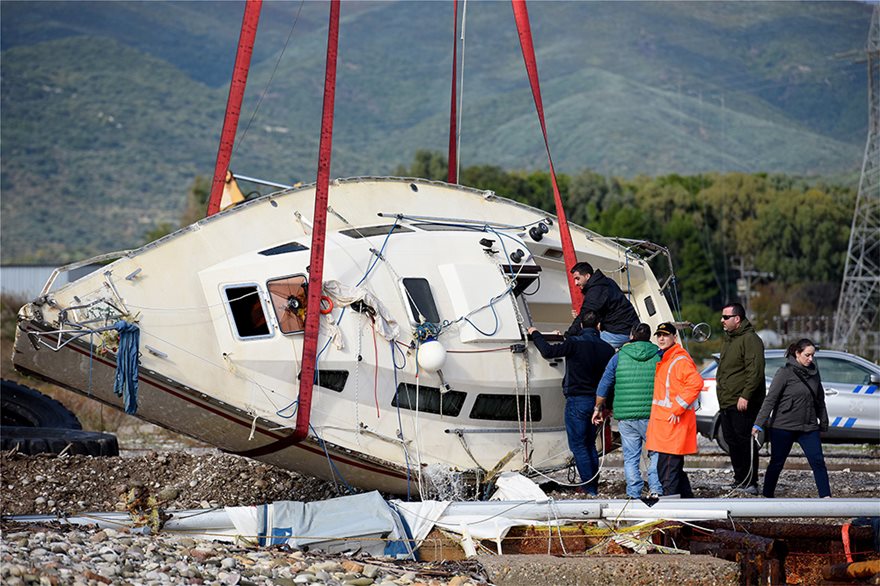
[716,302,766,493]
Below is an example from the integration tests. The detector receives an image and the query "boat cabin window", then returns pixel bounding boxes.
[224,285,272,339]
[469,394,542,422]
[340,225,414,239]
[267,275,309,334]
[392,383,466,417]
[316,369,349,392]
[401,278,440,324]
[259,242,308,256]
[644,295,656,317]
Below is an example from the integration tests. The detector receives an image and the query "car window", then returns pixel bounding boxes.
[764,357,786,379]
[816,357,874,385]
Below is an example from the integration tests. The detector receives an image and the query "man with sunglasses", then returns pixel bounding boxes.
[716,302,766,495]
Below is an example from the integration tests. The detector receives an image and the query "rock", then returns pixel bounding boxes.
[89,531,108,544]
[362,564,380,579]
[344,578,375,586]
[221,557,237,569]
[158,487,180,501]
[341,560,365,574]
[191,548,215,562]
[448,576,471,586]
[82,570,111,584]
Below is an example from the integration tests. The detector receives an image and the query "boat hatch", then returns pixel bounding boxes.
[340,225,414,239]
[267,274,309,333]
[223,284,273,340]
[469,394,542,422]
[438,264,521,343]
[393,383,467,417]
[401,278,441,325]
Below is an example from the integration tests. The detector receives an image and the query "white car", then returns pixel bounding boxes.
[697,349,880,452]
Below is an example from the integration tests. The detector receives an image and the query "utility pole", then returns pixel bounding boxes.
[734,256,772,320]
[833,6,880,360]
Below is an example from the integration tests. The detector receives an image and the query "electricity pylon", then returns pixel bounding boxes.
[833,5,880,359]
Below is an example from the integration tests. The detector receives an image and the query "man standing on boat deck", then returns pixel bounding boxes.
[716,302,766,495]
[592,323,663,499]
[565,262,639,348]
[528,312,614,496]
[645,322,703,498]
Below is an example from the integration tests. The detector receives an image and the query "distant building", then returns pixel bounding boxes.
[1,264,103,299]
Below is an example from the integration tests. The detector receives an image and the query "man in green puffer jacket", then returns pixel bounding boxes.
[593,323,664,498]
[716,302,766,494]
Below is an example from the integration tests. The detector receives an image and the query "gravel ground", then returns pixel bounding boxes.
[1,430,878,585]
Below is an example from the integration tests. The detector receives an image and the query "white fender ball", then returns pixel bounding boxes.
[418,339,447,371]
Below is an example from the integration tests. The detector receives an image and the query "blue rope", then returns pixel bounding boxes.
[356,218,399,287]
[310,423,356,495]
[113,321,140,414]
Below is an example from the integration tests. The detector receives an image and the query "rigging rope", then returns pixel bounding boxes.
[510,0,581,311]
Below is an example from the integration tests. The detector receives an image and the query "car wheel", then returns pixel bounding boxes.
[1,427,119,457]
[0,379,82,429]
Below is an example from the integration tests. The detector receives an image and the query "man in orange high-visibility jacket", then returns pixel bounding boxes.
[646,322,704,498]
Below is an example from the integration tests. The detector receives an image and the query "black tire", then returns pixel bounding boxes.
[0,427,119,457]
[715,427,730,454]
[1,379,82,429]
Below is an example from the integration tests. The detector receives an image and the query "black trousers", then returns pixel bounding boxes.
[720,402,760,487]
[657,453,694,498]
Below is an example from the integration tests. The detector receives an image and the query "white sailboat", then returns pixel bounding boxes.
[13,176,676,495]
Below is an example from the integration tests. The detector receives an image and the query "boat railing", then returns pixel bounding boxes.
[39,250,133,298]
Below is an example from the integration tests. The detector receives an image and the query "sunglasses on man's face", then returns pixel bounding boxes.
[721,315,737,320]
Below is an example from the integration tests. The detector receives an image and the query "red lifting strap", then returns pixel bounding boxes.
[232,0,341,458]
[292,0,341,443]
[447,0,459,184]
[206,0,263,217]
[511,0,582,310]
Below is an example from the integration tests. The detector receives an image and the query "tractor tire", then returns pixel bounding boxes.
[1,379,82,429]
[0,427,119,457]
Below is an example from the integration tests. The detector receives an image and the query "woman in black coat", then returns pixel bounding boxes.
[752,338,831,498]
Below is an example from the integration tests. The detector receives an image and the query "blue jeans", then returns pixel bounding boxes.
[763,428,830,498]
[618,418,662,498]
[564,395,599,495]
[600,331,631,349]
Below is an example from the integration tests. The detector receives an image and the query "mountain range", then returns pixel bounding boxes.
[0,0,872,263]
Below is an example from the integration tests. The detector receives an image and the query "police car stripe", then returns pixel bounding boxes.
[844,418,857,428]
[831,417,843,427]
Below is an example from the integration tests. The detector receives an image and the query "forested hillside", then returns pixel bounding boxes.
[0,1,871,264]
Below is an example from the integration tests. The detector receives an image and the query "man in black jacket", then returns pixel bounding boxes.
[565,262,639,348]
[717,302,766,494]
[529,311,615,495]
